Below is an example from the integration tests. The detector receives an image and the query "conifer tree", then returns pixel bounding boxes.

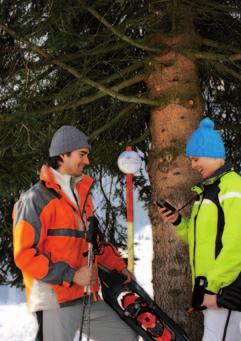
[0,1,241,338]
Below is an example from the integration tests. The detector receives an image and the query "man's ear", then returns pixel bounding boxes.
[59,154,65,163]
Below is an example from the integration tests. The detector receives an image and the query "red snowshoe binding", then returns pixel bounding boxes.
[98,266,189,341]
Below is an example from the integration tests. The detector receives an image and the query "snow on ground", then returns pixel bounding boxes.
[0,225,153,341]
[134,224,153,298]
[0,304,37,341]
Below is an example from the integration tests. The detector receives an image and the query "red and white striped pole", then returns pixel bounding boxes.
[117,147,141,273]
[126,146,134,272]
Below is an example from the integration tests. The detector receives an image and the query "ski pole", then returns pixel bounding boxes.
[86,242,93,341]
[79,292,88,341]
[79,229,94,341]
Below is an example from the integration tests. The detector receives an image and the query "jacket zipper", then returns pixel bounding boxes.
[193,195,204,279]
[71,181,94,231]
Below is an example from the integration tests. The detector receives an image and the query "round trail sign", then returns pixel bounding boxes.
[117,150,142,174]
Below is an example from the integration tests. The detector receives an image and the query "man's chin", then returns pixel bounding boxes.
[76,172,83,177]
[71,170,83,177]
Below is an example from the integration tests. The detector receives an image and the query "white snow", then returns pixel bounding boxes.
[0,304,38,341]
[134,225,153,297]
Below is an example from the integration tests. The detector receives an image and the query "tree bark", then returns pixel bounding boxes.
[146,34,204,339]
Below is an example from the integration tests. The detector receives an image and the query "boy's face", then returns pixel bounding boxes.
[189,157,222,179]
[60,148,90,177]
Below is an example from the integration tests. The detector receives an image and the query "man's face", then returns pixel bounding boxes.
[190,157,221,179]
[60,148,90,176]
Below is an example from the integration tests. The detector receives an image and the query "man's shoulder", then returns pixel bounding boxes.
[19,181,43,198]
[14,182,58,224]
[17,181,56,205]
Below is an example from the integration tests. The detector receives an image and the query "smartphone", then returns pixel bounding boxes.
[156,197,176,213]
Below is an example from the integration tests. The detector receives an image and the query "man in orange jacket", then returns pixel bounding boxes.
[13,126,138,341]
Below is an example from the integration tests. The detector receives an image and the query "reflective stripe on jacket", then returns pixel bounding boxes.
[176,164,241,294]
[13,165,126,311]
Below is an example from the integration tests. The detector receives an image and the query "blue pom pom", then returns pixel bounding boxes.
[199,118,214,129]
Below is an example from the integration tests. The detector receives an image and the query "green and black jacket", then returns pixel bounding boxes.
[176,163,241,294]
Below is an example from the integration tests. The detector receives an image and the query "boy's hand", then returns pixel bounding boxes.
[158,207,180,224]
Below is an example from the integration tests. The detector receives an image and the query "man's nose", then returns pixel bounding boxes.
[84,156,90,165]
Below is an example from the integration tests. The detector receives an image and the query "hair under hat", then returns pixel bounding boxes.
[49,126,91,157]
[186,118,225,158]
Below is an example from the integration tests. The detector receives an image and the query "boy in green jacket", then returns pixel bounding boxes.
[159,118,241,341]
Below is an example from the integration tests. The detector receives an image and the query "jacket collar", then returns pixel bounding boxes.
[40,165,94,195]
[50,167,82,190]
[202,161,233,184]
[192,161,233,193]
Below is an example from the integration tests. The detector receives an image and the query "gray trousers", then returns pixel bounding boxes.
[35,299,138,341]
[203,308,241,341]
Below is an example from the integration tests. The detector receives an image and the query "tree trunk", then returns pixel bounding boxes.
[146,34,204,340]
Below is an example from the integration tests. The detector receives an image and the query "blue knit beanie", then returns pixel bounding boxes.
[186,118,225,158]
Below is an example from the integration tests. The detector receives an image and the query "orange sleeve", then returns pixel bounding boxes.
[96,243,126,272]
[13,220,49,279]
[13,193,75,285]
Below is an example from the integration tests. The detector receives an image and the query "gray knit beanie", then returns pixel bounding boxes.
[49,126,91,157]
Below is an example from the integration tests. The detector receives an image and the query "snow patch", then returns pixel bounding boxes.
[0,304,37,341]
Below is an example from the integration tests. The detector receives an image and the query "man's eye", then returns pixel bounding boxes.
[80,153,89,158]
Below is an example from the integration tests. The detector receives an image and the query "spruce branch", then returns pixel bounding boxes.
[84,5,164,54]
[209,61,241,82]
[29,74,146,116]
[0,24,160,108]
[200,37,241,54]
[35,62,146,104]
[189,51,241,62]
[89,104,135,139]
[128,129,150,145]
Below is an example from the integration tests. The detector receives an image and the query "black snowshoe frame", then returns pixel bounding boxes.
[99,266,189,341]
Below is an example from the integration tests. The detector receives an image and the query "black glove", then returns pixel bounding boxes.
[86,216,103,252]
[186,276,207,312]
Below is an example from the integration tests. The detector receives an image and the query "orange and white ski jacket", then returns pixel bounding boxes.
[13,165,126,312]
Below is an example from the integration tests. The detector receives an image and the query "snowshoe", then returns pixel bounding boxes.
[99,266,189,341]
